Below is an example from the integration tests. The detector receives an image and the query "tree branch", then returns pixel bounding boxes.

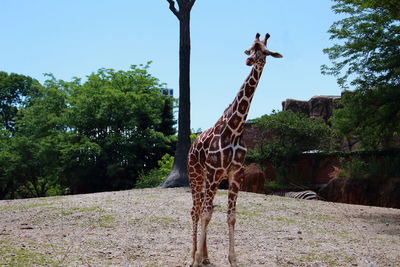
[166,0,180,19]
[188,0,196,10]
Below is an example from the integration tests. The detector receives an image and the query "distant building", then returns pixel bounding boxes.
[161,88,174,98]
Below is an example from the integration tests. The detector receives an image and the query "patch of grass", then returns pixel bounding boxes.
[0,202,52,212]
[268,216,297,224]
[60,206,99,216]
[83,213,116,228]
[300,213,337,222]
[297,252,339,266]
[98,214,117,228]
[216,190,229,196]
[148,216,178,226]
[0,241,57,266]
[237,209,262,220]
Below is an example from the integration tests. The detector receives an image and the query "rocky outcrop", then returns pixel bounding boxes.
[241,163,266,194]
[319,177,400,208]
[282,95,340,123]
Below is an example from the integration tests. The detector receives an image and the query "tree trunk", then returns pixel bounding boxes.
[161,13,191,188]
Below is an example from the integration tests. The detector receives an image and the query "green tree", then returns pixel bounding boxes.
[249,111,331,186]
[5,85,68,198]
[0,72,41,132]
[64,65,175,192]
[322,0,400,88]
[157,97,176,137]
[323,0,400,149]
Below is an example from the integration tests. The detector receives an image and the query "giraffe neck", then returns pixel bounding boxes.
[223,63,265,135]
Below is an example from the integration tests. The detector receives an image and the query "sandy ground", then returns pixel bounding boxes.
[0,188,399,267]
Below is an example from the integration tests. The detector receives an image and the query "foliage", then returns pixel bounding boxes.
[264,180,284,192]
[0,65,176,199]
[156,97,176,136]
[135,153,174,188]
[248,111,331,185]
[339,154,400,180]
[322,0,400,89]
[323,0,400,151]
[331,87,400,149]
[61,64,175,192]
[0,72,41,132]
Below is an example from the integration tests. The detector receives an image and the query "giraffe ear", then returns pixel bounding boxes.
[244,49,251,55]
[263,49,283,58]
[270,51,283,58]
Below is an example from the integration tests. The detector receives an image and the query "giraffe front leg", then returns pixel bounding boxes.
[227,169,243,267]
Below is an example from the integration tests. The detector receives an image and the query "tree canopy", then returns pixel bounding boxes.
[323,0,400,150]
[0,72,41,132]
[0,65,176,199]
[322,0,400,88]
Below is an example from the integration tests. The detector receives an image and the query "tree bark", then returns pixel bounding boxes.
[161,2,194,187]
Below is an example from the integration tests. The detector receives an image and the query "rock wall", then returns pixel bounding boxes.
[319,177,400,208]
[282,95,340,123]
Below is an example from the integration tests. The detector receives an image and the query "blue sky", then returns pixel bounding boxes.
[1,0,343,131]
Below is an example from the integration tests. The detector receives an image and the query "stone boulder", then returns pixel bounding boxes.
[241,163,266,194]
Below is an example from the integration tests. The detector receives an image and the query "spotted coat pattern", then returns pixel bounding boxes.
[187,33,281,267]
[188,56,265,267]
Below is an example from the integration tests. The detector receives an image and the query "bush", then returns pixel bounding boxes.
[135,154,174,188]
[339,154,400,180]
[249,111,331,186]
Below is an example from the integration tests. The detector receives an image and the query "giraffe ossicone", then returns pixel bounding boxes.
[188,33,282,267]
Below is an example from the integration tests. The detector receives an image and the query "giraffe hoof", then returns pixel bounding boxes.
[202,258,211,265]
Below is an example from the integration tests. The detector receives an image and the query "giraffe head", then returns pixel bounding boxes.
[244,33,282,66]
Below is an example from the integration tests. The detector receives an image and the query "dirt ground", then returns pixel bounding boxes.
[0,188,399,267]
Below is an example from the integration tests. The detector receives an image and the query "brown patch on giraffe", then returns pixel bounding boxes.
[210,136,220,151]
[234,147,247,164]
[221,127,233,147]
[207,151,222,168]
[238,100,249,114]
[237,123,245,133]
[228,113,242,130]
[249,77,256,86]
[245,84,255,98]
[222,147,234,169]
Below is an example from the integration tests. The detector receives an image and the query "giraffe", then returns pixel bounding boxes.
[188,33,282,266]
